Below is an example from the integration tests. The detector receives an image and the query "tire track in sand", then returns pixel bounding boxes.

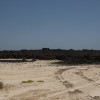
[55,67,75,88]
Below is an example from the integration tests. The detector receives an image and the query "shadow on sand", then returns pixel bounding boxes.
[50,60,100,66]
[0,59,36,63]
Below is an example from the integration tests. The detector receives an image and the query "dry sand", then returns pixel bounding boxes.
[0,60,100,100]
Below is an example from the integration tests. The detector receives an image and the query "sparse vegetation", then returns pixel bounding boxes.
[22,80,34,83]
[22,80,44,83]
[37,80,44,82]
[0,82,4,90]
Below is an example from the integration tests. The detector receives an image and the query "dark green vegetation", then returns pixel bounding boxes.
[0,48,100,64]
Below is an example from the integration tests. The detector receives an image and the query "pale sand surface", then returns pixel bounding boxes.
[0,60,100,100]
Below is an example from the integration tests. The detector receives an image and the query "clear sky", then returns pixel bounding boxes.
[0,0,100,50]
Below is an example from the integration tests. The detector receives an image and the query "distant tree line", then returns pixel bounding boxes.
[0,48,100,64]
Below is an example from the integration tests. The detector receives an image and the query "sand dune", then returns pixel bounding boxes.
[0,60,100,100]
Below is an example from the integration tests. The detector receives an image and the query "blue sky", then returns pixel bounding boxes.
[0,0,100,50]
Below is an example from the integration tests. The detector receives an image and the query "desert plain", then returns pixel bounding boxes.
[0,60,100,100]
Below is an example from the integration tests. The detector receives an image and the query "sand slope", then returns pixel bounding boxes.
[0,60,100,100]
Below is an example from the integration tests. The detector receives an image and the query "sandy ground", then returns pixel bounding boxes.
[0,60,100,100]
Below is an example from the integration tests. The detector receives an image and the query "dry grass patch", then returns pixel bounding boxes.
[0,82,4,90]
[22,80,34,83]
[37,80,44,82]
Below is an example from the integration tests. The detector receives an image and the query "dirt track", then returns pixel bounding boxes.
[0,60,100,100]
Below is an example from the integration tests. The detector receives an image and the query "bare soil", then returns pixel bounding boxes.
[0,60,100,100]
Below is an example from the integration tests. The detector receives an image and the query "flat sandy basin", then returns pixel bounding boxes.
[0,60,100,100]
